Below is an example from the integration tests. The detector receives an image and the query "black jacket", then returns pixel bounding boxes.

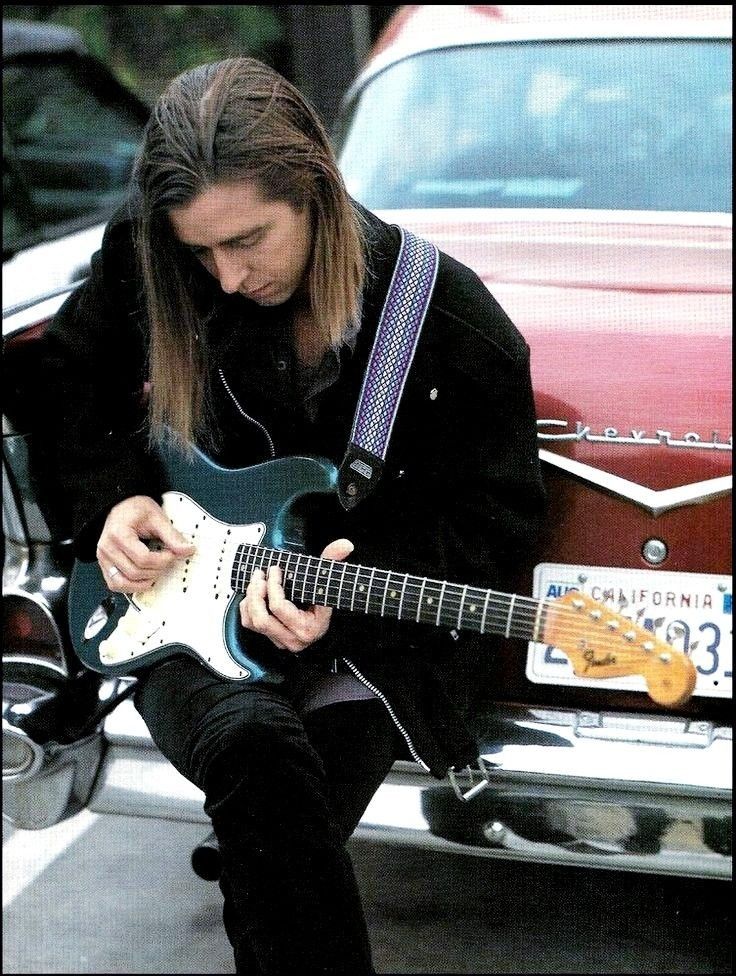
[38,203,546,777]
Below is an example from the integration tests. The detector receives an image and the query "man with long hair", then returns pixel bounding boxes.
[40,58,546,974]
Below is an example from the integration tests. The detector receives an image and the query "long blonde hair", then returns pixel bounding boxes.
[133,57,366,448]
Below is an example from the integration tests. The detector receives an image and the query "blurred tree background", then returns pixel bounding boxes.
[4,5,288,102]
[4,4,400,123]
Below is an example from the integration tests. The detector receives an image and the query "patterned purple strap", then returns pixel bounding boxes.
[338,227,439,510]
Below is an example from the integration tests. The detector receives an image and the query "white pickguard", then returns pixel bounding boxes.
[98,492,266,679]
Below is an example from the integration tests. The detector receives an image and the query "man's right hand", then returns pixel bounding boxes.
[95,495,196,593]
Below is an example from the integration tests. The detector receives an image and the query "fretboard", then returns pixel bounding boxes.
[231,545,548,642]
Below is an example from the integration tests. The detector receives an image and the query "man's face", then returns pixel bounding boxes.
[169,180,313,306]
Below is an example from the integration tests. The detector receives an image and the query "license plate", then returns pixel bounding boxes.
[527,564,732,699]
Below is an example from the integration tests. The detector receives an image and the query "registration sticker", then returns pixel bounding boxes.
[527,564,732,699]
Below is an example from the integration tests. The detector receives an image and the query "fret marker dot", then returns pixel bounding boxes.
[321,568,327,575]
[469,605,476,613]
[359,585,365,592]
[391,591,397,598]
[318,588,324,595]
[427,597,434,605]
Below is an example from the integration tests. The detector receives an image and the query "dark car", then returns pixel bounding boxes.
[3,19,149,311]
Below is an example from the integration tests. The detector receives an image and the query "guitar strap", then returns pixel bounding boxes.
[337,227,439,510]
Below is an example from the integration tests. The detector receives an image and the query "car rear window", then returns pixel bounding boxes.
[339,40,731,213]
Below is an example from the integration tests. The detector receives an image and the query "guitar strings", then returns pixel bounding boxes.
[171,538,580,622]
[234,546,650,621]
[150,539,667,648]
[223,546,666,648]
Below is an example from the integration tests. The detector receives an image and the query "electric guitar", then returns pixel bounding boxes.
[68,443,697,708]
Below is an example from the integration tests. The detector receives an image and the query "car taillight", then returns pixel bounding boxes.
[3,596,62,661]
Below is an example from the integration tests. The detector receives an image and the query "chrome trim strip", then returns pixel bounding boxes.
[539,449,732,515]
[102,699,732,795]
[2,282,82,321]
[354,812,731,881]
[88,700,731,879]
[474,706,732,795]
[2,290,75,338]
[89,741,731,881]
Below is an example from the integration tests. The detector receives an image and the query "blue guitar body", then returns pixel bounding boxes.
[68,444,338,683]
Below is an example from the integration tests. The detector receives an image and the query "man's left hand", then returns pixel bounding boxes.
[239,538,354,652]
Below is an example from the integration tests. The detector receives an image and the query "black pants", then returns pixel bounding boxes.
[134,657,397,975]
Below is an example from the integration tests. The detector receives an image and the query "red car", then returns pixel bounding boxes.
[338,7,732,711]
[3,5,732,880]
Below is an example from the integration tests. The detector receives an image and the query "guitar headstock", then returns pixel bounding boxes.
[541,591,697,708]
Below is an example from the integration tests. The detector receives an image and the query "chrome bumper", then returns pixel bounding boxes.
[86,699,732,880]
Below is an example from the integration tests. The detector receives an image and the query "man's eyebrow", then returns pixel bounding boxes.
[181,224,268,249]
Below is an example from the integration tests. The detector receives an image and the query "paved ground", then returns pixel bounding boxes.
[3,811,731,974]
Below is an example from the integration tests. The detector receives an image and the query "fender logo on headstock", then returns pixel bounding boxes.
[582,649,617,670]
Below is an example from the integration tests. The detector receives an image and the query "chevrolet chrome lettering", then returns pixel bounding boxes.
[537,419,733,451]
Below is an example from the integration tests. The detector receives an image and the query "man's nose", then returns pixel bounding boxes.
[212,248,248,294]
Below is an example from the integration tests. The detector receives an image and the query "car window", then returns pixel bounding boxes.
[3,56,144,250]
[339,40,732,213]
[2,155,39,253]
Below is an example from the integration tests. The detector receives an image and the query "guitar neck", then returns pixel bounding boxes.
[232,545,547,642]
